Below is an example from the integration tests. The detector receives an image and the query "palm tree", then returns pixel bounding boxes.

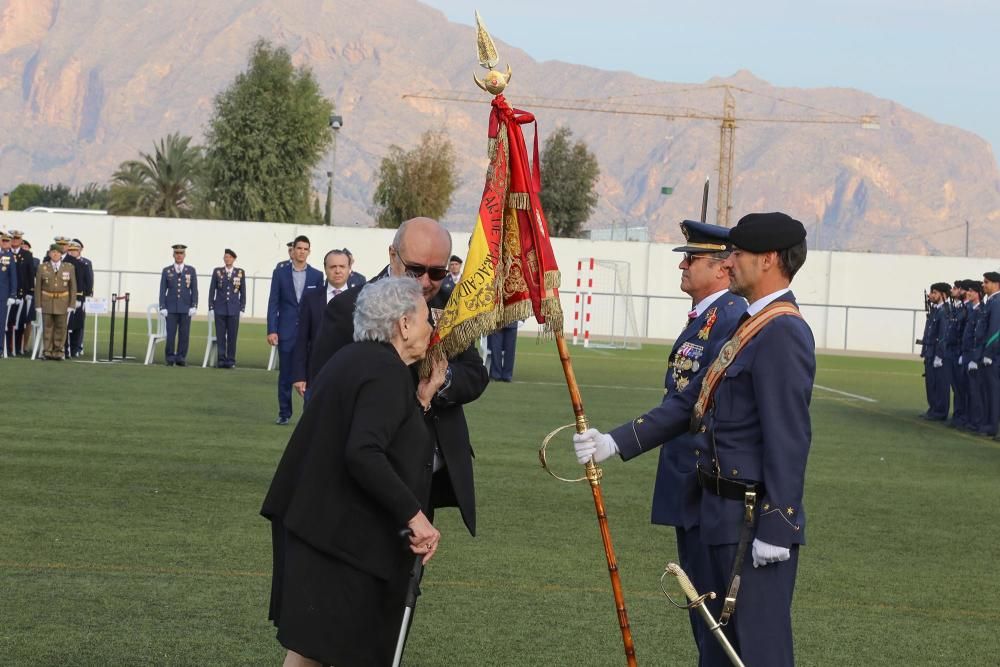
[108,133,203,217]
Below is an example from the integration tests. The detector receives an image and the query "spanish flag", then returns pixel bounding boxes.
[430,95,563,362]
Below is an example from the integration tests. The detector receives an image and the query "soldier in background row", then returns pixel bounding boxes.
[66,239,94,358]
[208,248,246,369]
[945,281,969,428]
[343,247,367,289]
[918,282,951,421]
[0,231,17,355]
[9,230,35,356]
[34,243,77,360]
[980,272,1000,438]
[159,244,199,367]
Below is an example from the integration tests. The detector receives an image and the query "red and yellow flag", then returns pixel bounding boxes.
[430,95,562,360]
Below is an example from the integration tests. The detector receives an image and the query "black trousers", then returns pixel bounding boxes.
[165,312,191,362]
[214,313,240,366]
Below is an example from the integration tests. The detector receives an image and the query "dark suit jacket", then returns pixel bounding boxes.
[291,285,329,384]
[266,263,323,352]
[261,341,434,581]
[309,270,489,535]
[611,292,815,548]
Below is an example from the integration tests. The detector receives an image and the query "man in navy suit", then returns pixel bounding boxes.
[267,235,323,425]
[159,244,198,366]
[291,249,351,398]
[574,212,815,667]
[208,248,246,368]
[65,239,93,358]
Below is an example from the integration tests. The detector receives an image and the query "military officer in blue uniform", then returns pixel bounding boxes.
[642,220,748,648]
[208,248,246,369]
[8,230,35,355]
[946,281,969,428]
[979,272,1000,437]
[65,239,94,357]
[960,281,986,432]
[0,230,18,354]
[158,244,199,366]
[440,255,463,295]
[918,282,952,420]
[574,212,815,667]
[343,247,367,289]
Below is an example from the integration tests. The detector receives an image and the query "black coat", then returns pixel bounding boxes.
[309,272,489,536]
[290,285,327,384]
[261,341,434,581]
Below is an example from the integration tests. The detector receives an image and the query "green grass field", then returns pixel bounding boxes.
[3,320,999,665]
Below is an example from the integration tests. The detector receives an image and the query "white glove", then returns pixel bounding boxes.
[35,307,42,315]
[932,356,943,368]
[188,307,197,317]
[14,298,22,305]
[77,298,84,307]
[968,361,979,371]
[752,538,790,568]
[5,298,13,306]
[959,355,964,364]
[985,357,993,366]
[67,307,76,314]
[572,428,619,465]
[159,309,168,318]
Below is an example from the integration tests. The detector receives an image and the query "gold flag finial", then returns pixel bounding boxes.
[473,11,512,95]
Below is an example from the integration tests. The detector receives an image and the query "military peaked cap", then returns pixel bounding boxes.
[673,220,730,254]
[172,244,188,251]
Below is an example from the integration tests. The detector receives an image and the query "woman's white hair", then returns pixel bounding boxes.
[353,276,424,343]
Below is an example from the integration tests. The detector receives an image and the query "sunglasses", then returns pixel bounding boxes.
[395,248,449,281]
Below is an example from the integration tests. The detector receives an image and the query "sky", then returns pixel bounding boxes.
[421,0,1000,162]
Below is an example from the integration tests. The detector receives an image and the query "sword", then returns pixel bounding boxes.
[661,562,745,667]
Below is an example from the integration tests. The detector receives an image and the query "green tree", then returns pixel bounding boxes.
[539,126,600,238]
[8,183,44,210]
[371,129,458,229]
[204,39,333,223]
[107,133,202,217]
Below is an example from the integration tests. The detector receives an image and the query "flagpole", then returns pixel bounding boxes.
[554,331,638,666]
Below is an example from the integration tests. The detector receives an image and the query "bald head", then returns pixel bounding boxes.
[388,217,453,301]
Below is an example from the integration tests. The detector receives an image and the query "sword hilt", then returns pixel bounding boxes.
[661,562,714,610]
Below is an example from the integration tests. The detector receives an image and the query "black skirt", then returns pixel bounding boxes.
[269,523,412,666]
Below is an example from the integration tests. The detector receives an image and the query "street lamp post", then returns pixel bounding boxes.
[326,114,343,226]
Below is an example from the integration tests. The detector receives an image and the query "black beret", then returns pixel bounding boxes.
[930,282,951,294]
[983,271,1000,283]
[224,248,237,258]
[450,255,463,263]
[729,212,806,252]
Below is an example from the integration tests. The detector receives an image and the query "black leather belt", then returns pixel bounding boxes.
[696,465,764,501]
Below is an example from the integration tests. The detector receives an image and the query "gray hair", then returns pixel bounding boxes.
[353,276,424,343]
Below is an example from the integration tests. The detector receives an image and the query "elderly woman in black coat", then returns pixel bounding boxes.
[261,276,448,666]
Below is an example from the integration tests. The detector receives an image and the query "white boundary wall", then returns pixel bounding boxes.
[4,211,996,356]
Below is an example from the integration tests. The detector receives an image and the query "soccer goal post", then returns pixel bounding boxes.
[571,258,642,350]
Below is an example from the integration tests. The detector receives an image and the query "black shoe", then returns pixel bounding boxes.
[275,417,290,426]
[176,360,187,367]
[166,360,175,366]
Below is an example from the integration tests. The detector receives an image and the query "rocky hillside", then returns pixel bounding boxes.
[1,0,998,256]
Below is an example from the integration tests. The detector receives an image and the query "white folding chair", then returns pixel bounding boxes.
[202,316,218,368]
[144,304,167,365]
[267,344,278,371]
[30,311,44,360]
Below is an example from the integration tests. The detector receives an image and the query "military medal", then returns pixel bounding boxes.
[697,307,718,340]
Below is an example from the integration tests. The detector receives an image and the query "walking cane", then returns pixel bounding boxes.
[392,529,424,667]
[661,563,745,667]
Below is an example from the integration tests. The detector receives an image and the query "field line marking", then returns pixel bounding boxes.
[813,384,877,402]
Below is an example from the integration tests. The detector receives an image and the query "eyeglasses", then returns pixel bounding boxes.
[394,247,448,281]
[683,253,711,264]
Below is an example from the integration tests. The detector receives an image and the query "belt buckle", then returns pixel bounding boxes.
[744,490,757,522]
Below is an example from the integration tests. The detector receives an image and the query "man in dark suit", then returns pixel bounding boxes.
[291,249,351,399]
[575,212,815,667]
[158,244,198,366]
[267,235,324,425]
[309,218,489,539]
[65,239,93,357]
[208,248,246,368]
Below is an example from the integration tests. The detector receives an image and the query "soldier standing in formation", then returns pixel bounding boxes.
[918,282,952,421]
[9,230,35,355]
[343,247,367,289]
[0,231,17,355]
[208,248,246,369]
[159,244,198,366]
[65,239,94,358]
[34,243,77,360]
[980,272,1000,437]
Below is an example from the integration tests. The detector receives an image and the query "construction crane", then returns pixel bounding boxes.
[403,84,880,227]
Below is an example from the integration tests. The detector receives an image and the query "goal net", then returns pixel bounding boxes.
[571,258,642,350]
